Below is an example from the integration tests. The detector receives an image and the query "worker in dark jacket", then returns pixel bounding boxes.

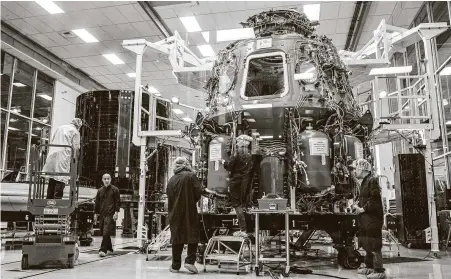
[221,134,253,238]
[94,173,120,258]
[167,157,203,274]
[350,159,386,279]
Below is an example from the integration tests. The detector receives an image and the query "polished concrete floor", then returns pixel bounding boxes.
[1,235,450,279]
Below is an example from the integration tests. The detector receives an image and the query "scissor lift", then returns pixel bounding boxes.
[21,144,79,269]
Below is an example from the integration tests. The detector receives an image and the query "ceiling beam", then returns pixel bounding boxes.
[1,21,106,91]
[138,1,173,38]
[345,1,372,51]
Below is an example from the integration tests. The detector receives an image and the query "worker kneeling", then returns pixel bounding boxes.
[42,118,82,199]
[167,157,203,274]
[350,159,386,279]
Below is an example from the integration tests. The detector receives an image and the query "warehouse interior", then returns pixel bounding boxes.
[1,1,451,279]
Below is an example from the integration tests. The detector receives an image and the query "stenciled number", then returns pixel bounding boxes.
[233,219,238,226]
[25,215,29,221]
[352,219,356,227]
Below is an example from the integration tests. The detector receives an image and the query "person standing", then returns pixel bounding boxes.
[94,173,120,257]
[42,118,82,199]
[221,134,254,238]
[350,159,386,279]
[167,157,203,274]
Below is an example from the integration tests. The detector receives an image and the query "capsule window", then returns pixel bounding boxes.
[241,52,289,100]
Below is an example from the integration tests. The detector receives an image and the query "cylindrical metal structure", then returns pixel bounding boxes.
[207,135,231,195]
[259,156,284,197]
[297,126,332,192]
[343,135,364,161]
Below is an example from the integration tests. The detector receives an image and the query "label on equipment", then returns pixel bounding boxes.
[321,154,326,165]
[355,142,363,159]
[209,143,221,161]
[309,138,329,156]
[214,160,219,171]
[43,208,58,215]
[256,38,272,49]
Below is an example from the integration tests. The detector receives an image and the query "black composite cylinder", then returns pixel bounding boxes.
[259,156,285,197]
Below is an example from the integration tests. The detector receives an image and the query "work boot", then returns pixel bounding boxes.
[367,272,386,279]
[357,263,374,275]
[99,251,106,258]
[184,263,198,274]
[169,266,179,273]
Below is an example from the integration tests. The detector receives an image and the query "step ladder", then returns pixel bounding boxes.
[146,225,170,260]
[203,236,253,275]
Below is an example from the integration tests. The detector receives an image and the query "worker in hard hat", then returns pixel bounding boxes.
[350,158,386,279]
[221,134,254,238]
[42,118,82,199]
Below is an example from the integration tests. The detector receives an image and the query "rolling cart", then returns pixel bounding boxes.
[21,144,79,269]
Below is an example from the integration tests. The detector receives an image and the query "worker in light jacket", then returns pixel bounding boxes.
[350,159,386,279]
[94,173,120,257]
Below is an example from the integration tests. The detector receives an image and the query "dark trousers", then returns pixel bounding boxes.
[172,243,198,270]
[364,250,385,272]
[46,178,65,199]
[235,206,247,232]
[100,235,113,253]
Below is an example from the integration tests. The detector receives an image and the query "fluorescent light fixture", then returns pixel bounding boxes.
[444,99,449,106]
[10,118,18,122]
[217,28,255,42]
[260,135,273,139]
[252,132,260,136]
[103,54,124,65]
[72,29,98,43]
[154,92,161,97]
[38,94,52,101]
[197,45,215,57]
[35,0,64,14]
[446,121,451,125]
[148,86,159,94]
[439,66,451,76]
[8,127,19,131]
[417,98,424,102]
[127,73,136,78]
[201,31,210,43]
[179,16,202,32]
[172,109,184,115]
[13,82,26,87]
[34,126,42,130]
[247,118,256,123]
[369,66,412,76]
[242,103,273,109]
[379,91,387,98]
[182,117,193,122]
[171,96,179,104]
[404,105,410,110]
[303,4,320,21]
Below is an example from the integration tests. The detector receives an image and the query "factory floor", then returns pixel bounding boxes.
[1,233,450,279]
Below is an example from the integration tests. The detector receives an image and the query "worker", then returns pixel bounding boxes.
[167,157,203,274]
[221,134,254,238]
[94,173,120,257]
[350,159,386,279]
[42,118,82,199]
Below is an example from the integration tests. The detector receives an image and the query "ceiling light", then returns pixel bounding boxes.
[252,132,260,136]
[154,93,161,97]
[303,4,320,21]
[171,96,179,104]
[8,127,19,131]
[217,28,255,42]
[439,66,451,76]
[148,86,159,94]
[72,29,98,43]
[201,31,210,43]
[243,112,251,117]
[179,16,202,32]
[444,99,449,106]
[172,109,184,115]
[127,73,136,78]
[242,103,272,109]
[247,118,256,123]
[35,0,64,14]
[182,117,193,122]
[446,121,451,125]
[13,82,26,87]
[38,94,52,101]
[369,66,412,76]
[103,54,124,65]
[379,91,387,98]
[197,45,215,57]
[260,135,273,139]
[34,126,42,130]
[10,118,18,122]
[417,98,424,102]
[404,105,410,110]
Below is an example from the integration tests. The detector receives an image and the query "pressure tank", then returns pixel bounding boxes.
[259,156,285,197]
[207,135,231,195]
[297,125,332,192]
[343,135,364,161]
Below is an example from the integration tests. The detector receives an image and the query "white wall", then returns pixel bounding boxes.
[51,81,82,135]
[374,142,396,211]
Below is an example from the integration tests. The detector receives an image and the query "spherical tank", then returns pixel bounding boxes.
[207,135,231,195]
[297,126,332,192]
[259,156,285,197]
